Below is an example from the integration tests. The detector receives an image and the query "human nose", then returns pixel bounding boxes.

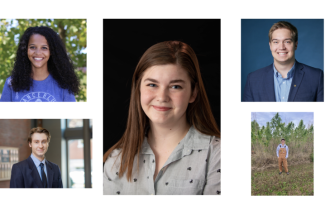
[280,41,286,49]
[156,87,169,102]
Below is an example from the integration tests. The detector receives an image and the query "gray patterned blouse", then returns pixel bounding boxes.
[103,126,221,195]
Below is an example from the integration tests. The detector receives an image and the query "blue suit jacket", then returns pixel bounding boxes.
[10,156,63,188]
[243,61,324,102]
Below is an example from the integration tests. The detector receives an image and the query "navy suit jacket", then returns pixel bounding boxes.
[10,156,63,188]
[243,61,324,102]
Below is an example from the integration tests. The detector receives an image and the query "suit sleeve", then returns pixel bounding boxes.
[10,164,24,188]
[57,166,63,188]
[316,70,324,102]
[202,137,221,195]
[243,73,253,101]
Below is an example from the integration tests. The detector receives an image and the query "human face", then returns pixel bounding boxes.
[269,28,297,65]
[27,34,50,71]
[281,140,285,145]
[29,133,49,161]
[140,64,197,127]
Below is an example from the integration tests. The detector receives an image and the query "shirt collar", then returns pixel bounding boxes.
[273,61,296,79]
[140,125,210,155]
[30,153,46,167]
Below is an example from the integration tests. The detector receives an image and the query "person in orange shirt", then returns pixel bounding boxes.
[276,138,289,175]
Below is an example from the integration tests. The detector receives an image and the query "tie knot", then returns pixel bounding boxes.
[40,163,44,168]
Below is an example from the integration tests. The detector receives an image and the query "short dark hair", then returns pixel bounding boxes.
[269,21,298,43]
[281,138,285,141]
[28,127,51,143]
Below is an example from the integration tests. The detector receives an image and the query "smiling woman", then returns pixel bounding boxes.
[0,26,80,102]
[103,41,221,195]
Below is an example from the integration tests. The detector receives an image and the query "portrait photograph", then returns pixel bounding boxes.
[241,19,324,102]
[103,19,220,195]
[0,19,87,102]
[251,112,314,196]
[0,119,93,188]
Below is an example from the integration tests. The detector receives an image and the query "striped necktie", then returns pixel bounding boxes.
[39,163,48,188]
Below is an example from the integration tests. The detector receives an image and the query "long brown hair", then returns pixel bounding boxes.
[104,41,220,181]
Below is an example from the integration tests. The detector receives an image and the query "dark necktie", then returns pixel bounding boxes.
[39,163,48,188]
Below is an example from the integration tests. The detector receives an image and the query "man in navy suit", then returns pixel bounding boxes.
[10,127,63,188]
[243,21,324,102]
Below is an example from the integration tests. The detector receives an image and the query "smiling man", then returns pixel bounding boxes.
[10,127,63,188]
[243,21,324,102]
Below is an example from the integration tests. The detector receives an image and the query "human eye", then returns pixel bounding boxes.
[42,47,48,50]
[147,83,157,87]
[29,46,35,49]
[171,85,182,89]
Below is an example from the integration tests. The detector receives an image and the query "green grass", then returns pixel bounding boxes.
[251,163,313,196]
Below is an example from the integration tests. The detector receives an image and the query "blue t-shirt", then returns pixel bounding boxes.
[0,74,76,102]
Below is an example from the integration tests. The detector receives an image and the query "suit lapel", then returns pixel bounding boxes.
[46,160,53,188]
[263,64,276,101]
[288,61,305,101]
[27,157,43,188]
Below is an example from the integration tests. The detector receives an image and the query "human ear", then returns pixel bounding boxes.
[189,85,198,103]
[295,41,298,50]
[29,142,32,147]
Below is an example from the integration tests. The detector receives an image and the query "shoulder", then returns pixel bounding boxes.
[248,64,273,79]
[186,127,213,150]
[4,76,13,87]
[298,62,323,74]
[103,149,122,180]
[12,158,29,169]
[208,136,221,162]
[209,136,221,152]
[46,160,60,170]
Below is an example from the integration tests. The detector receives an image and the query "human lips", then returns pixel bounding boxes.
[33,57,44,61]
[277,52,288,56]
[152,105,172,111]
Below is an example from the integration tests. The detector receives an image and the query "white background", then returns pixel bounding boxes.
[1,0,325,214]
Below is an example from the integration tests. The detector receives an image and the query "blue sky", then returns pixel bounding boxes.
[251,112,314,127]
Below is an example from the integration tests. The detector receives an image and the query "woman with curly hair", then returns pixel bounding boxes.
[0,26,79,102]
[103,41,221,195]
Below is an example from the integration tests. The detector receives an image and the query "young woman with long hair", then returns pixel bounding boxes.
[103,41,220,195]
[0,26,80,102]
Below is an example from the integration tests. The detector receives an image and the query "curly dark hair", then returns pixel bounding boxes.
[10,26,80,94]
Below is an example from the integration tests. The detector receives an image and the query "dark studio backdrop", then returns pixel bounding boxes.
[241,19,324,101]
[103,19,221,154]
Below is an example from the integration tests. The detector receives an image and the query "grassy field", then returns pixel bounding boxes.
[251,163,313,196]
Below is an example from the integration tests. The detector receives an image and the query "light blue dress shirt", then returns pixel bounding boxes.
[30,153,48,182]
[273,62,295,102]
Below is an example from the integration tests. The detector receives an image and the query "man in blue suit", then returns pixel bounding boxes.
[243,21,324,102]
[10,127,63,188]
